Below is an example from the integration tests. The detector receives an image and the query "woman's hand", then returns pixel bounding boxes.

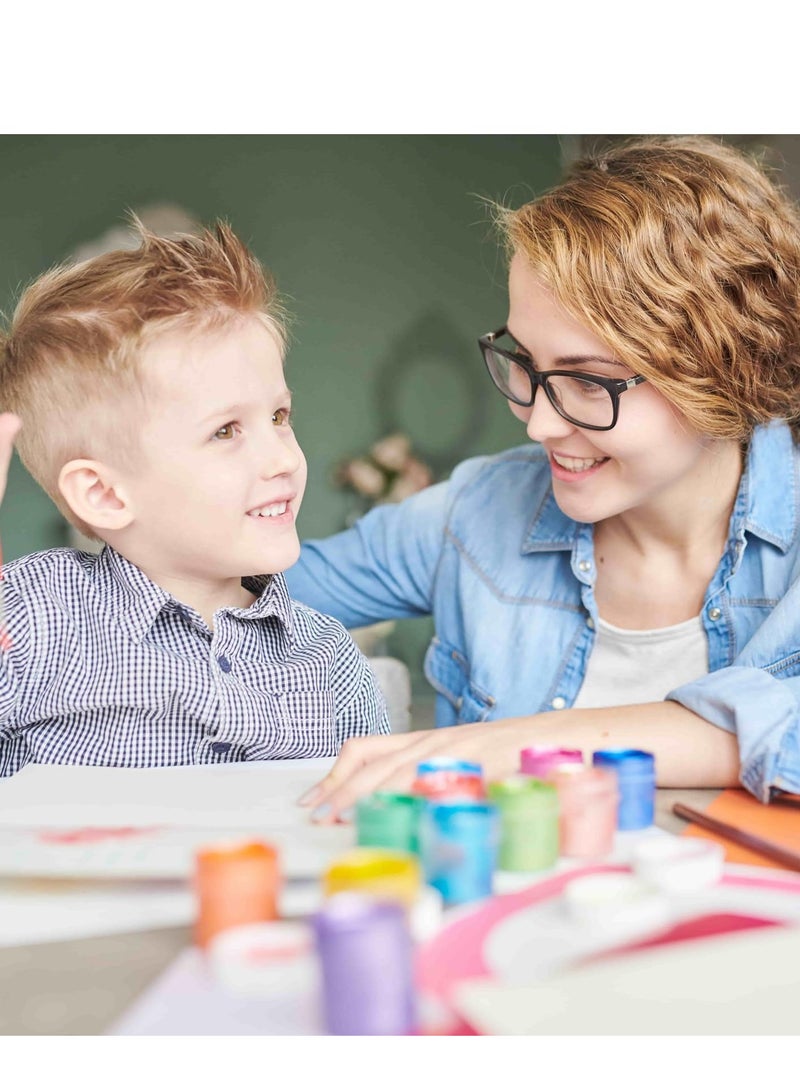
[298,699,742,822]
[0,413,21,507]
[299,717,545,822]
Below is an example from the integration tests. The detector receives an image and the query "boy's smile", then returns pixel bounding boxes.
[108,314,307,621]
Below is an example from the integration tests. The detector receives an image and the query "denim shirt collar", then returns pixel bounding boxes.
[740,421,797,551]
[520,421,798,558]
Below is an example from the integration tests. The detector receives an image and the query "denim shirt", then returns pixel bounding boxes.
[286,421,800,802]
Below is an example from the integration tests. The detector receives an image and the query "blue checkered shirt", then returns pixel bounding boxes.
[0,545,389,777]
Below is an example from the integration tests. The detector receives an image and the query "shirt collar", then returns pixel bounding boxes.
[95,547,296,643]
[521,422,798,555]
[739,421,797,552]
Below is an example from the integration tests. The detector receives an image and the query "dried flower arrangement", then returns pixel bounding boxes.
[334,432,434,518]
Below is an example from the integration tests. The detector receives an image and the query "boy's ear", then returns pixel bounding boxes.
[57,459,134,532]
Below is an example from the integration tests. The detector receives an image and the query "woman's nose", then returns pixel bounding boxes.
[517,387,576,444]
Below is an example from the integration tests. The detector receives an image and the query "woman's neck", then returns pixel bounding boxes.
[592,440,744,629]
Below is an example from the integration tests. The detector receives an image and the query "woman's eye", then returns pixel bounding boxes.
[273,407,292,426]
[214,422,238,441]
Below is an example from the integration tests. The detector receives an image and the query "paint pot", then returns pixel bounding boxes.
[409,884,445,943]
[551,766,618,858]
[487,776,559,872]
[563,872,670,933]
[323,847,421,907]
[420,800,499,905]
[356,791,426,854]
[519,746,584,779]
[312,892,416,1035]
[208,920,314,997]
[412,757,486,801]
[632,836,725,892]
[592,749,656,830]
[194,839,279,949]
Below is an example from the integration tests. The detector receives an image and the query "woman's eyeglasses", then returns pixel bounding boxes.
[478,327,647,431]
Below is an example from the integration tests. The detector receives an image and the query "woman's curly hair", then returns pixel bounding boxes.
[496,137,800,441]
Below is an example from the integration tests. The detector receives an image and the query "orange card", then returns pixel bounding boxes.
[682,788,800,868]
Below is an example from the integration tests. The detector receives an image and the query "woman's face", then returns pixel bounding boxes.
[506,253,726,527]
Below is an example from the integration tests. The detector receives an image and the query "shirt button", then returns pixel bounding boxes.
[217,655,232,672]
[551,696,567,710]
[708,607,722,621]
[211,741,231,755]
[578,560,591,573]
[586,616,595,630]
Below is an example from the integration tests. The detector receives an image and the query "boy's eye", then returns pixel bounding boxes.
[273,407,292,426]
[214,422,238,440]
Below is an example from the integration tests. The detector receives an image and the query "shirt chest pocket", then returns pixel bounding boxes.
[265,687,337,757]
[424,637,496,725]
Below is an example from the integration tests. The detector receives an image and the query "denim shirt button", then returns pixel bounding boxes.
[586,616,595,630]
[551,696,567,710]
[708,607,722,621]
[578,560,591,573]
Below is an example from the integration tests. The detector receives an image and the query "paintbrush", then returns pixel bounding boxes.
[672,802,800,873]
[770,789,800,810]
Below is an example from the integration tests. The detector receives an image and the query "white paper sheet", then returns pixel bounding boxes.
[452,924,800,1034]
[0,877,194,946]
[110,946,323,1036]
[0,758,354,880]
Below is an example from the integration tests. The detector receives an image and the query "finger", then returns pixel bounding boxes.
[0,414,20,498]
[312,733,438,821]
[297,732,409,806]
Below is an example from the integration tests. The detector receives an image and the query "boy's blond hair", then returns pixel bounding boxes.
[0,221,287,538]
[496,136,800,442]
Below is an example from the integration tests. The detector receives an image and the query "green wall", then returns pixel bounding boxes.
[0,135,563,689]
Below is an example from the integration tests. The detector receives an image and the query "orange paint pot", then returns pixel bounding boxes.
[194,839,280,949]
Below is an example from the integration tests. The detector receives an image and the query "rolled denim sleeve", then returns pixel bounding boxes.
[667,667,800,802]
[668,574,800,801]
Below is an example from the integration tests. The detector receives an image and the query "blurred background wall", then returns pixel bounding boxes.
[0,134,796,694]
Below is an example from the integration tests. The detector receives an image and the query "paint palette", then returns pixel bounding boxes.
[415,860,800,1032]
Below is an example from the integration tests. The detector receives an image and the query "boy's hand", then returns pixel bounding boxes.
[0,413,20,507]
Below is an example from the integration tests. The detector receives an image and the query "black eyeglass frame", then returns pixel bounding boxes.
[478,326,647,432]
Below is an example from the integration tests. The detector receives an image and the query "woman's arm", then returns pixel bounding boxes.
[285,480,450,628]
[300,700,741,820]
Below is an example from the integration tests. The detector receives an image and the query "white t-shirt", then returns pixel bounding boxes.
[572,614,709,709]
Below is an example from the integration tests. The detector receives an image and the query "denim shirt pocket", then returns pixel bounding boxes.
[424,636,495,724]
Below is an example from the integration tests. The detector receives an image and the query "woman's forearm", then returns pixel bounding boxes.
[304,699,742,818]
[519,700,741,788]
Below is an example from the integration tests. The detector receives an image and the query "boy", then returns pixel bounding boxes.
[0,222,389,777]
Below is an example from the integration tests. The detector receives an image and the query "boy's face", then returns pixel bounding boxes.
[124,315,307,585]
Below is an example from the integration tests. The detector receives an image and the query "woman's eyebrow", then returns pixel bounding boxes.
[506,327,625,369]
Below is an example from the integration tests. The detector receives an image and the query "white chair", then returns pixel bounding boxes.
[367,655,412,734]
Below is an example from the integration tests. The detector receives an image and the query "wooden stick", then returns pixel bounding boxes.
[770,790,800,810]
[672,802,800,873]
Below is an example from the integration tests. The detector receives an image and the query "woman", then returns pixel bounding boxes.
[287,136,800,817]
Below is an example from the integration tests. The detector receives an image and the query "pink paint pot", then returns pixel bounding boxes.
[551,766,619,859]
[519,746,584,779]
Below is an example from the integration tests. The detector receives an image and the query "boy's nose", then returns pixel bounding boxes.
[262,433,303,478]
